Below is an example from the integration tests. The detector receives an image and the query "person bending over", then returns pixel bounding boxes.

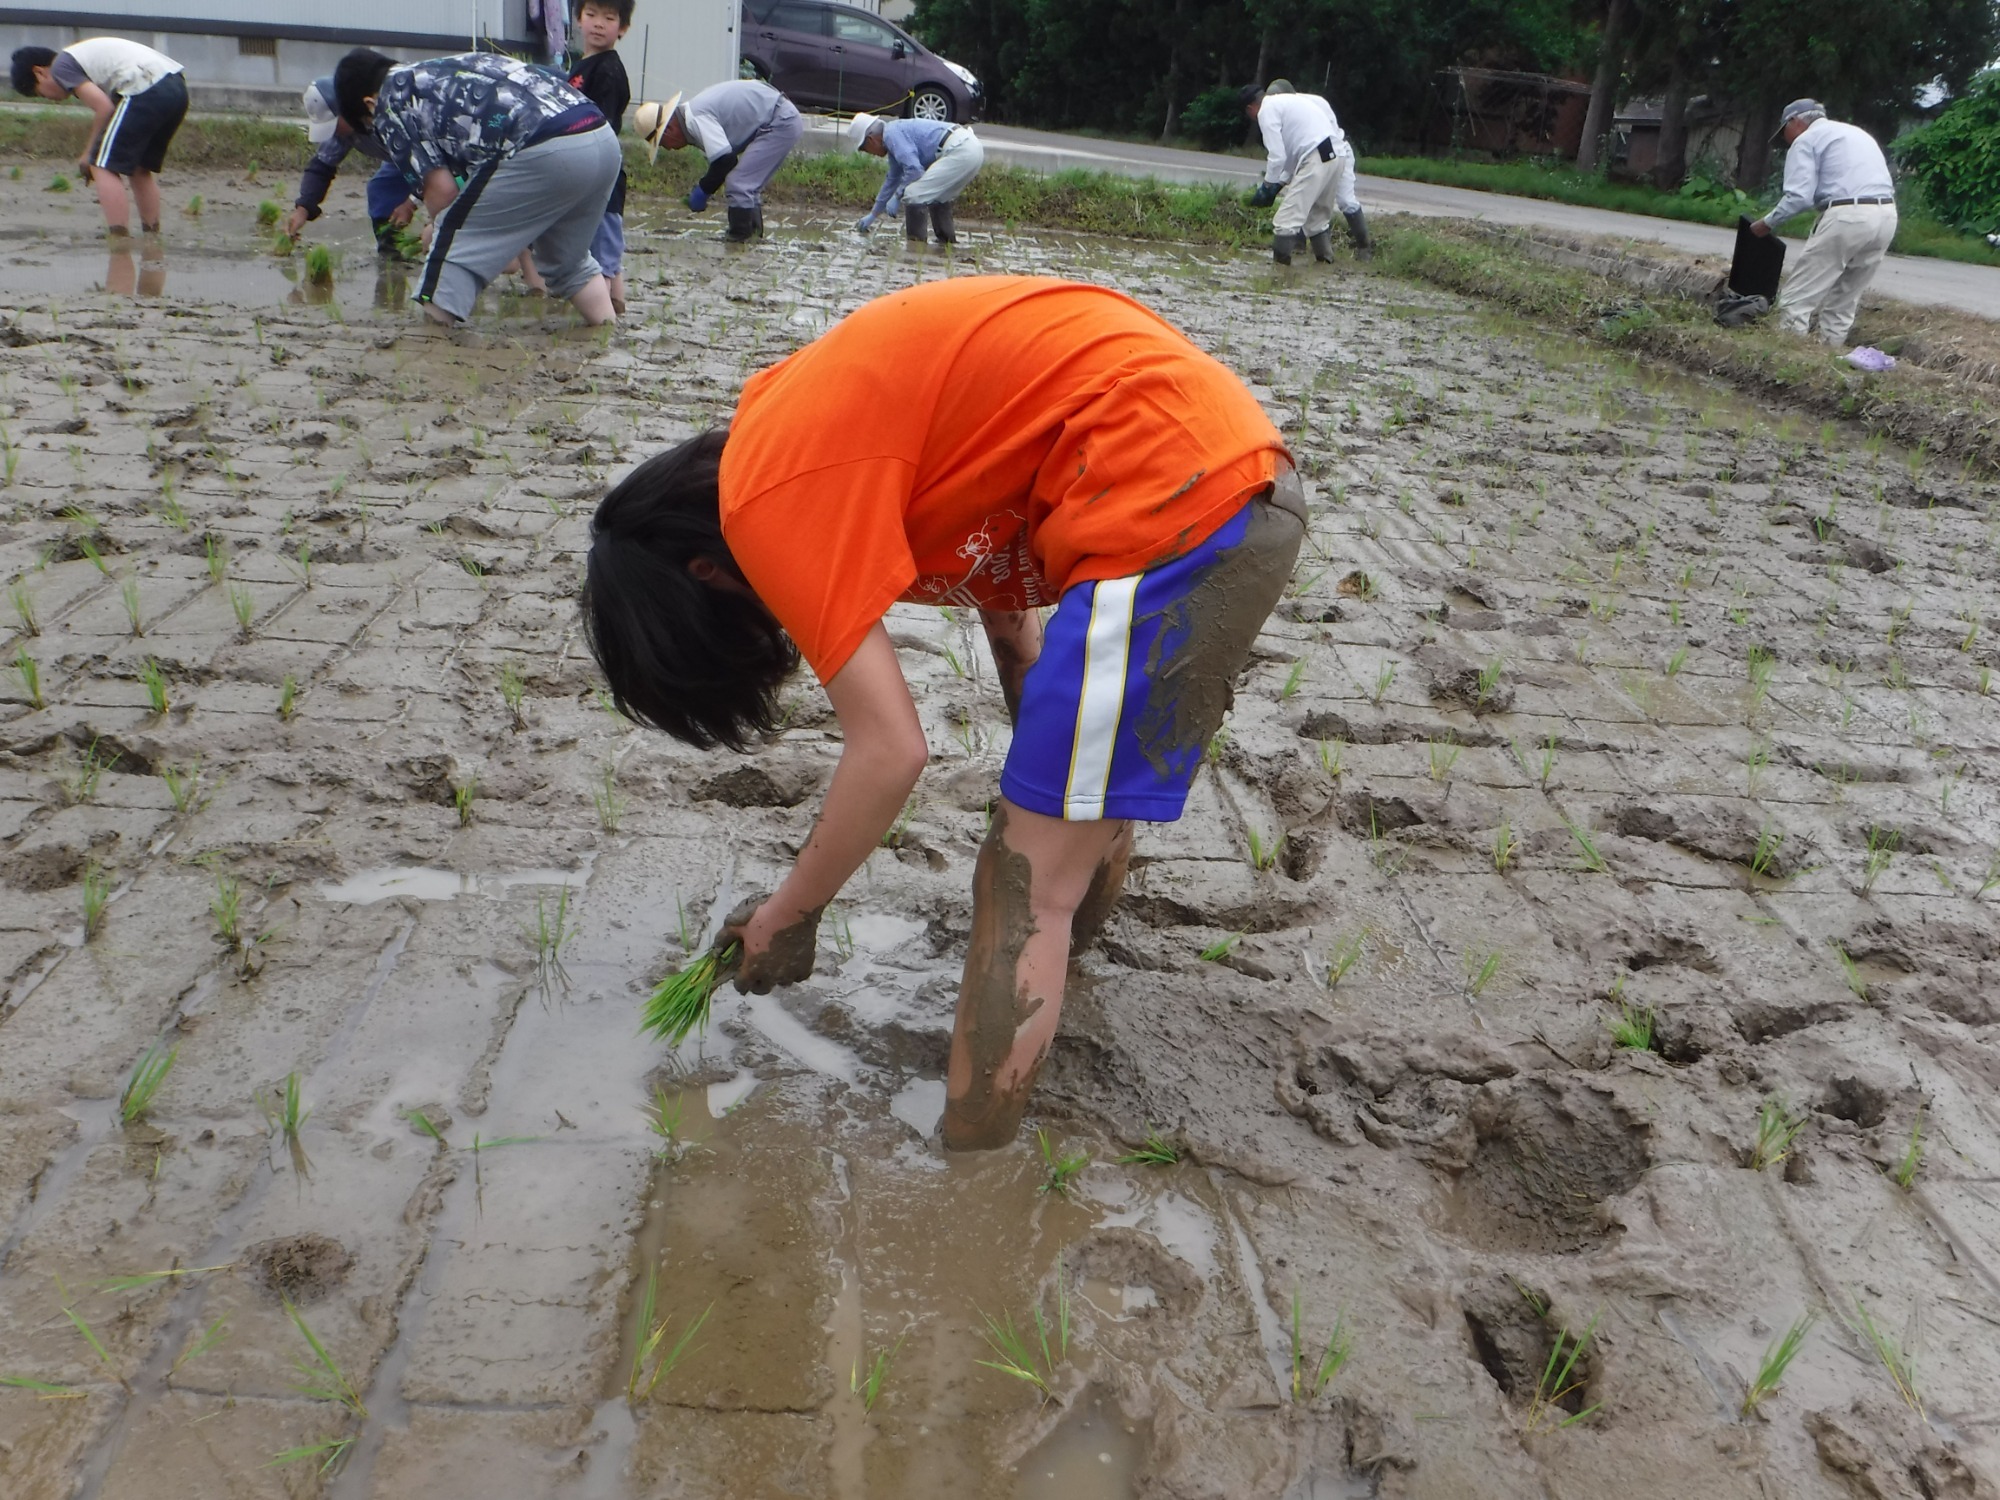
[580,276,1302,1150]
[332,48,619,325]
[1750,98,1897,347]
[287,74,423,254]
[631,79,803,242]
[1241,83,1369,264]
[847,111,984,245]
[11,37,188,235]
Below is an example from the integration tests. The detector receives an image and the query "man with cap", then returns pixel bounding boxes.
[847,111,984,244]
[284,75,421,252]
[1749,99,1897,346]
[632,80,803,242]
[1241,83,1368,265]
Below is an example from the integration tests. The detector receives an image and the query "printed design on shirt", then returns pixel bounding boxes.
[374,53,587,178]
[906,509,1049,610]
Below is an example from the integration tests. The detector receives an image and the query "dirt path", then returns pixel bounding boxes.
[2,170,1997,1500]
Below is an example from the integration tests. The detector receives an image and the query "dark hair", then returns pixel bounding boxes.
[575,0,636,24]
[581,430,800,751]
[333,48,395,130]
[1236,83,1265,111]
[11,46,57,98]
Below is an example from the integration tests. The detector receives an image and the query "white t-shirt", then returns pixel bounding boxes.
[51,37,182,98]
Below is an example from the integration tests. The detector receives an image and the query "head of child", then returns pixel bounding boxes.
[9,47,66,101]
[574,0,632,55]
[580,431,801,751]
[332,48,396,133]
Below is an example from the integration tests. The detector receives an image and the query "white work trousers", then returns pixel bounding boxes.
[1778,203,1897,345]
[1273,150,1359,237]
[902,129,985,207]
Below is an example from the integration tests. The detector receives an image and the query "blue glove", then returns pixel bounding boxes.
[688,185,709,213]
[884,195,902,216]
[1247,180,1280,208]
[855,212,879,233]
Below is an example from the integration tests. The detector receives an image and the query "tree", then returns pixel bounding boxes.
[1895,69,2000,231]
[1577,0,1636,175]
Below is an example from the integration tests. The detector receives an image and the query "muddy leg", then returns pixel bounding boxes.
[943,801,1122,1152]
[1069,821,1132,956]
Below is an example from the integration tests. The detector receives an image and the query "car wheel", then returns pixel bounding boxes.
[910,87,954,122]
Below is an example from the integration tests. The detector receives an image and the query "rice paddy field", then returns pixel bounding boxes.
[2,167,1999,1500]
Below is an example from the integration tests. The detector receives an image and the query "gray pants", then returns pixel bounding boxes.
[419,125,621,321]
[901,129,984,206]
[724,98,804,209]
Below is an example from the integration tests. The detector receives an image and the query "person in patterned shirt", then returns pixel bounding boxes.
[332,49,620,325]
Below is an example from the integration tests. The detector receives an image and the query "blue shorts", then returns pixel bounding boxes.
[999,491,1300,822]
[591,212,624,277]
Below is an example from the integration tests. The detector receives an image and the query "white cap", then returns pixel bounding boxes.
[632,92,684,163]
[304,77,339,145]
[845,112,881,151]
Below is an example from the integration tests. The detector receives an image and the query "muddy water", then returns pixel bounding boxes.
[3,165,1999,1499]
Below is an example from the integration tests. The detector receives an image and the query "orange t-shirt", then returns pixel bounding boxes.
[718,276,1288,681]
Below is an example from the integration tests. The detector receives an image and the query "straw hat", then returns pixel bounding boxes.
[845,112,881,150]
[632,92,684,163]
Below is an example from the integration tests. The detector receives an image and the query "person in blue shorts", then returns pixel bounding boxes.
[578,276,1301,1150]
[13,37,188,235]
[285,74,422,255]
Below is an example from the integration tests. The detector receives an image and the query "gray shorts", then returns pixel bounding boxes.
[418,125,621,320]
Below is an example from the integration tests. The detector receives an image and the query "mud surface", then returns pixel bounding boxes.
[3,167,1999,1499]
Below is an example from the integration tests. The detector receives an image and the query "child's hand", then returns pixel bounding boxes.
[283,205,309,239]
[718,894,822,994]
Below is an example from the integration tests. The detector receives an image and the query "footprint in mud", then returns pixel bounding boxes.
[1460,1273,1594,1414]
[244,1232,353,1302]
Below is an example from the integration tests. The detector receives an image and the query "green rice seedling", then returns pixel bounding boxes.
[626,1266,711,1401]
[640,1084,696,1162]
[268,1438,354,1476]
[880,796,917,847]
[1563,818,1607,873]
[673,895,695,953]
[119,1042,177,1126]
[1831,940,1868,999]
[255,199,281,226]
[1464,948,1502,997]
[1749,822,1784,879]
[593,759,624,832]
[1475,657,1504,709]
[81,861,110,941]
[1744,737,1772,795]
[1607,998,1655,1051]
[1117,1128,1179,1166]
[1428,738,1461,783]
[1979,850,2000,900]
[1744,1312,1824,1424]
[1372,661,1396,705]
[453,774,477,826]
[64,739,108,805]
[161,761,202,815]
[204,534,226,587]
[48,173,71,192]
[976,1256,1070,1405]
[211,871,243,948]
[1246,826,1283,871]
[1860,826,1899,896]
[1523,1313,1601,1433]
[169,1316,229,1380]
[1892,1105,1924,1190]
[0,1373,76,1395]
[1850,1297,1922,1418]
[120,576,143,636]
[641,944,739,1045]
[1325,929,1366,988]
[14,646,44,709]
[295,540,313,588]
[406,1108,447,1144]
[278,674,298,721]
[264,1071,311,1167]
[1747,645,1776,711]
[97,1264,233,1296]
[60,1297,123,1385]
[138,657,168,716]
[1492,819,1519,872]
[1280,658,1308,700]
[1036,1128,1088,1198]
[76,536,108,575]
[1316,739,1345,779]
[458,555,486,580]
[304,243,333,285]
[498,661,527,728]
[1750,1096,1807,1171]
[1665,644,1688,677]
[527,887,574,996]
[393,227,426,260]
[9,581,36,636]
[941,644,967,678]
[1198,930,1244,962]
[229,584,256,636]
[284,1299,366,1417]
[851,1336,903,1414]
[185,193,203,217]
[1290,1288,1354,1401]
[829,909,856,963]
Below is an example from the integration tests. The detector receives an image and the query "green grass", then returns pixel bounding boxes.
[139,658,168,716]
[1850,1297,1923,1418]
[81,860,110,941]
[278,673,298,721]
[1860,826,1900,896]
[1116,1128,1180,1166]
[1245,825,1283,870]
[1892,1106,1924,1190]
[264,1071,310,1173]
[161,761,202,815]
[284,1299,366,1416]
[121,577,142,635]
[1325,929,1367,988]
[1606,997,1655,1052]
[975,1254,1072,1405]
[9,581,36,636]
[1464,948,1502,997]
[641,944,738,1045]
[1289,1288,1354,1401]
[851,1336,903,1414]
[210,871,242,947]
[499,661,527,728]
[14,646,44,709]
[119,1042,178,1126]
[1523,1312,1601,1433]
[453,774,477,827]
[1036,1127,1088,1198]
[1740,1311,1816,1417]
[1750,1096,1808,1171]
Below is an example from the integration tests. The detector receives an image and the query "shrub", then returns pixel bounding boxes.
[1894,71,2000,233]
[1178,84,1247,151]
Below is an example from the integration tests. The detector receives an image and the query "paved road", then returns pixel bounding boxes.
[804,117,1998,316]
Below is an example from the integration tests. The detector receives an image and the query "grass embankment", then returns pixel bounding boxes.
[1366,153,2000,268]
[1379,221,1998,474]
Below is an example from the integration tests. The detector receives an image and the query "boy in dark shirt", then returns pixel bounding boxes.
[567,0,633,315]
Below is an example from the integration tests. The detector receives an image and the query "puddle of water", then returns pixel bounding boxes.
[1096,1187,1222,1282]
[705,1072,758,1116]
[737,989,866,1084]
[1014,1388,1145,1499]
[887,1076,945,1137]
[844,911,927,954]
[318,863,590,903]
[1079,1277,1160,1323]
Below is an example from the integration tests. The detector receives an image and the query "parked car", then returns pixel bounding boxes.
[740,0,982,122]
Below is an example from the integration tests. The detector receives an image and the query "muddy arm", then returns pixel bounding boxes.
[978,608,1042,727]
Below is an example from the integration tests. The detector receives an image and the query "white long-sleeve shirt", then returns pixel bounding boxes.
[1256,93,1350,185]
[1764,118,1895,227]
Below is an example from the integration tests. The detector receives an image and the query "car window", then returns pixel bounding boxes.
[765,2,826,33]
[827,9,898,47]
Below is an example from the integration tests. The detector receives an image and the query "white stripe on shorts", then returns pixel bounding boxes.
[95,94,133,170]
[1063,576,1139,819]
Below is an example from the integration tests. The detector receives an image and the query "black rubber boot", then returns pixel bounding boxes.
[904,202,931,242]
[930,202,957,244]
[1271,231,1300,265]
[1308,229,1335,262]
[753,206,766,237]
[1344,209,1373,261]
[725,205,758,242]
